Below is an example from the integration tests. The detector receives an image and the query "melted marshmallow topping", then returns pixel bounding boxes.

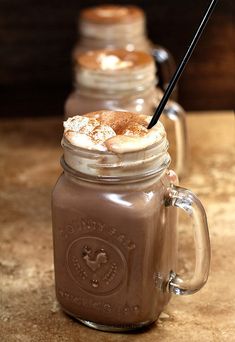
[64,111,165,153]
[97,54,133,70]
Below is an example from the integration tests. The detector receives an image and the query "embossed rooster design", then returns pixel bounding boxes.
[82,246,108,272]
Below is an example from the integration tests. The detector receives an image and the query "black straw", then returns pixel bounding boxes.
[148,0,219,129]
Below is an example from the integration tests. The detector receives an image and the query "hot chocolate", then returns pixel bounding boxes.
[52,111,210,332]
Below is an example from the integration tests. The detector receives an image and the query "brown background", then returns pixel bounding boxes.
[0,0,234,117]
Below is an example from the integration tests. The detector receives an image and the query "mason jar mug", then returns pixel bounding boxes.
[52,122,210,332]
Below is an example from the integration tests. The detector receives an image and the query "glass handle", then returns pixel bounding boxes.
[165,185,210,295]
[151,45,177,100]
[164,102,188,178]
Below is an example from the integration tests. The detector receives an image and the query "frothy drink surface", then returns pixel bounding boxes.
[77,50,153,71]
[64,110,164,153]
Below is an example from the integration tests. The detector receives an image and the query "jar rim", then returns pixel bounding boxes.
[61,131,167,157]
[61,122,170,180]
[61,156,170,184]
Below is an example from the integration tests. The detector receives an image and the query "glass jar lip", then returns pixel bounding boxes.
[61,131,167,157]
[61,127,170,182]
[72,83,157,100]
[61,156,170,184]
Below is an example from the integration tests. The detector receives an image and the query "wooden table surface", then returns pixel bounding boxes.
[0,111,234,341]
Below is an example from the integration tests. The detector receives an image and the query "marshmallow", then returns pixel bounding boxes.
[97,54,133,71]
[105,121,164,153]
[64,131,107,151]
[64,116,95,133]
[64,111,165,153]
[64,115,116,151]
[122,122,148,137]
[90,124,116,145]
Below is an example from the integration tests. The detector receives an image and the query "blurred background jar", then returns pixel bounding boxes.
[65,49,187,177]
[73,5,177,99]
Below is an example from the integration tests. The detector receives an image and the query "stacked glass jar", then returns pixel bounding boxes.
[73,5,177,98]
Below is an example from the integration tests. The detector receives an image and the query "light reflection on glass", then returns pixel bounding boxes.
[136,98,144,104]
[106,194,132,207]
[144,191,154,202]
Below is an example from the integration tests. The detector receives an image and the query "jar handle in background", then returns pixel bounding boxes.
[165,185,210,295]
[151,45,177,101]
[164,101,188,178]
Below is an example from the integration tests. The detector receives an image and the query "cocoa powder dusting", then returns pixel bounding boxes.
[85,111,148,135]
